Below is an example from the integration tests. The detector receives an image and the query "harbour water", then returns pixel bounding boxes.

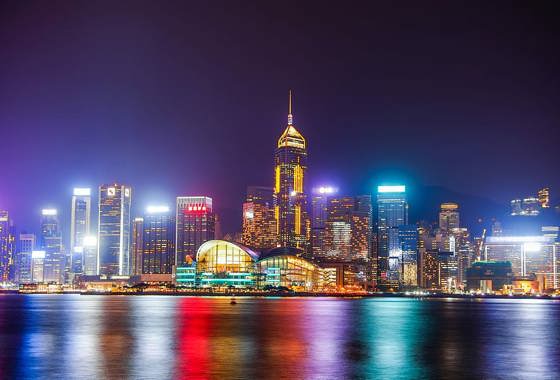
[1,295,559,379]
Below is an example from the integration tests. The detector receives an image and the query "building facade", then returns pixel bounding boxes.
[70,188,91,276]
[274,91,309,250]
[97,184,132,277]
[0,210,15,282]
[241,186,277,249]
[41,209,64,283]
[15,233,35,284]
[376,185,408,290]
[142,207,175,274]
[175,196,215,267]
[131,217,144,276]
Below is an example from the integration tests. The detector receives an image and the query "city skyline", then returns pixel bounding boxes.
[1,1,559,235]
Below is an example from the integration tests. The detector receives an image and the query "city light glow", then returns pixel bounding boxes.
[83,236,97,247]
[73,188,91,196]
[378,185,406,193]
[146,205,170,214]
[31,250,46,259]
[41,209,57,216]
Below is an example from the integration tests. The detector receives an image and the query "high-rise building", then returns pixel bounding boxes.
[398,225,418,286]
[131,217,144,276]
[16,233,35,284]
[419,249,440,289]
[175,196,215,267]
[320,195,372,261]
[439,203,460,231]
[70,188,91,276]
[310,187,336,257]
[31,250,46,283]
[82,236,98,276]
[142,206,175,274]
[41,209,64,283]
[0,211,16,282]
[242,186,277,249]
[484,235,559,289]
[98,184,132,277]
[274,91,309,249]
[376,185,408,290]
[538,187,550,208]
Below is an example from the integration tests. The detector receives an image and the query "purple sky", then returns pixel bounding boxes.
[1,1,559,235]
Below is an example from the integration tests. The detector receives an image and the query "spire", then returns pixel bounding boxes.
[287,89,293,125]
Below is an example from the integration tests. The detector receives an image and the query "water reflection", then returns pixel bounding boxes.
[0,295,559,379]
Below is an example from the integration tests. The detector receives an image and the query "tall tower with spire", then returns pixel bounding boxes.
[274,91,309,249]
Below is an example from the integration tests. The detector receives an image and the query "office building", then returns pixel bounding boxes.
[466,261,513,292]
[484,235,559,289]
[242,186,277,249]
[376,185,408,290]
[274,91,309,249]
[131,217,144,276]
[439,203,460,231]
[510,197,541,216]
[70,188,91,275]
[142,206,175,274]
[98,184,132,276]
[538,187,550,208]
[41,209,64,283]
[175,196,215,267]
[310,187,336,257]
[398,225,418,286]
[0,210,15,282]
[82,236,98,276]
[15,233,35,284]
[31,250,46,283]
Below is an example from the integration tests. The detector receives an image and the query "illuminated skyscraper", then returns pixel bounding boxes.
[70,188,91,275]
[0,211,16,282]
[274,91,309,249]
[439,203,460,231]
[82,236,98,276]
[376,185,408,290]
[142,206,175,274]
[538,187,550,208]
[321,195,372,261]
[242,186,277,249]
[175,196,215,267]
[97,184,132,276]
[310,187,335,257]
[131,217,144,276]
[16,233,35,284]
[41,209,64,283]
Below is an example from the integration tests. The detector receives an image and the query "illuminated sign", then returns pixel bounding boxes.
[486,236,549,244]
[107,187,116,197]
[125,188,130,197]
[73,188,91,196]
[146,205,170,214]
[244,211,254,219]
[32,250,46,259]
[378,185,406,193]
[41,209,57,216]
[186,205,207,213]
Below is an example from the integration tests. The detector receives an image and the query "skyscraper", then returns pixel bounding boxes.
[310,187,335,257]
[70,188,91,275]
[439,203,460,231]
[376,185,408,290]
[142,206,175,274]
[97,184,132,277]
[16,233,35,284]
[0,211,15,282]
[242,186,277,249]
[131,217,144,276]
[175,196,215,267]
[538,187,550,208]
[82,236,98,276]
[41,209,63,283]
[274,91,309,249]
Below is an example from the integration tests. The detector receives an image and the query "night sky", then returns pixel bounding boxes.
[1,1,559,236]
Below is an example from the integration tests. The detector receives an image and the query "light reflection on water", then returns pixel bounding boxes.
[1,295,559,379]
